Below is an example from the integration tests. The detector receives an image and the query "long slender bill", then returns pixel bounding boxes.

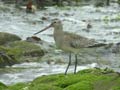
[34,24,52,35]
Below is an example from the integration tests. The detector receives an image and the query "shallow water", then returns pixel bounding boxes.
[0,5,120,43]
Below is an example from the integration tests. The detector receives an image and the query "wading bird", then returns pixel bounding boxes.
[34,19,106,75]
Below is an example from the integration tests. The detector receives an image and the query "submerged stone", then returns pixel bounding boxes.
[0,40,45,67]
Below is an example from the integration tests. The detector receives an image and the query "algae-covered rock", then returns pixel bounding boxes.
[27,69,120,90]
[8,83,28,90]
[0,46,18,67]
[29,84,62,90]
[0,82,7,90]
[0,41,44,67]
[0,32,21,45]
[9,41,44,57]
[64,81,93,90]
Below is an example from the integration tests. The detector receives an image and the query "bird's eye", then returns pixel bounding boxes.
[54,21,57,23]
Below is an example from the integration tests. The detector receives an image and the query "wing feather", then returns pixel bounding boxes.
[63,32,99,48]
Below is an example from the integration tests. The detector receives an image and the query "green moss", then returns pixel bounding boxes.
[56,74,99,88]
[29,84,62,90]
[112,77,120,90]
[9,41,41,51]
[0,82,8,90]
[29,69,120,90]
[7,48,23,58]
[64,81,93,90]
[31,74,65,86]
[113,86,120,90]
[0,46,20,61]
[0,46,22,58]
[9,41,44,57]
[8,83,28,90]
[94,76,120,90]
[0,46,19,67]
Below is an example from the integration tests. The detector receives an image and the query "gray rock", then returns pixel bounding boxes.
[0,32,21,45]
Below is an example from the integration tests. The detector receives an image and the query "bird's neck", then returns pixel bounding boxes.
[53,25,64,48]
[54,25,63,31]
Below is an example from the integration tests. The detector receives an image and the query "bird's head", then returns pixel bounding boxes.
[50,19,62,28]
[34,19,62,35]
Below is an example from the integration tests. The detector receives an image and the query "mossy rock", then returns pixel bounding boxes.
[8,83,28,90]
[0,32,21,45]
[0,46,19,67]
[29,84,62,90]
[9,41,44,57]
[0,41,44,67]
[64,81,93,90]
[27,69,120,90]
[113,86,120,90]
[0,82,7,90]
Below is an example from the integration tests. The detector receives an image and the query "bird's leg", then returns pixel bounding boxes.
[74,54,78,74]
[65,53,71,75]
